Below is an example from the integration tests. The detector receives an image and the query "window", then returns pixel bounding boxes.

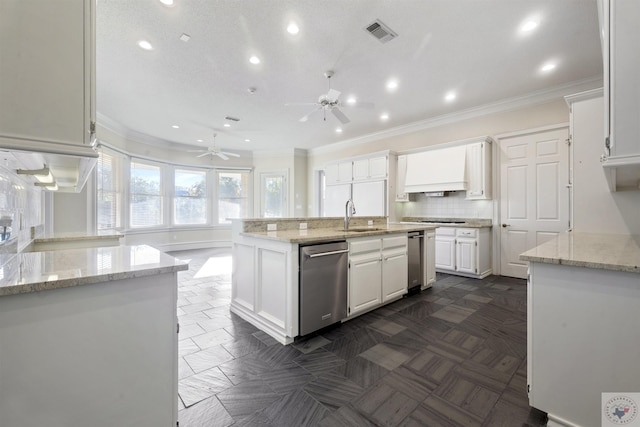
[130,160,163,227]
[217,170,250,224]
[260,171,287,218]
[174,169,207,225]
[96,149,122,230]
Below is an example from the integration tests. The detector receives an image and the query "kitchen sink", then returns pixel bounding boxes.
[338,227,383,233]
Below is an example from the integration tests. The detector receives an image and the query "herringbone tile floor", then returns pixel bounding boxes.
[169,248,547,427]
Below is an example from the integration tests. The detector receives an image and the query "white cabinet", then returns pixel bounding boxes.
[425,230,436,287]
[324,183,351,217]
[326,161,353,185]
[348,234,407,317]
[435,227,492,278]
[0,0,95,149]
[395,155,412,202]
[434,228,456,271]
[352,180,386,216]
[599,0,640,191]
[353,156,387,181]
[465,140,492,200]
[382,235,408,302]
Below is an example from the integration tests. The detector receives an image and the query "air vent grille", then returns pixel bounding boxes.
[365,20,398,43]
[224,116,240,122]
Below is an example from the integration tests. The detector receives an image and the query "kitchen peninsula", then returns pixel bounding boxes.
[0,245,187,427]
[521,233,640,427]
[231,217,436,344]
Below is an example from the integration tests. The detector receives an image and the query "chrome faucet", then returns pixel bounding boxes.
[344,199,356,230]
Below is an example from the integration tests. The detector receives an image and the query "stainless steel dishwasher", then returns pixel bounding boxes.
[299,241,349,336]
[407,231,424,292]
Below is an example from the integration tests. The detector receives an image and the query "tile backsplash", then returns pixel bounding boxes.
[0,156,43,253]
[400,191,493,219]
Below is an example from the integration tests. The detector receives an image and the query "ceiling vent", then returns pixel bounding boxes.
[365,20,398,43]
[225,116,240,122]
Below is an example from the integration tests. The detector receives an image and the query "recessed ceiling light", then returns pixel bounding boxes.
[196,139,203,143]
[223,123,231,128]
[244,139,251,142]
[249,55,260,65]
[520,20,539,33]
[171,125,179,129]
[380,113,389,121]
[346,97,357,105]
[445,91,456,102]
[541,62,556,72]
[287,22,299,35]
[137,40,153,50]
[159,0,174,6]
[336,128,343,133]
[386,80,398,91]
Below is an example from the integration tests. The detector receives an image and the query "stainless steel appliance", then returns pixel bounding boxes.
[299,241,349,336]
[407,231,424,291]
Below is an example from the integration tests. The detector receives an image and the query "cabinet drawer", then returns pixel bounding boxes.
[456,228,478,238]
[382,235,407,249]
[435,227,456,237]
[349,238,382,254]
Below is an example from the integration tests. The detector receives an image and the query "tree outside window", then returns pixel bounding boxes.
[174,169,207,225]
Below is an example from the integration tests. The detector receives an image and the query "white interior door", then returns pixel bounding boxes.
[499,127,569,278]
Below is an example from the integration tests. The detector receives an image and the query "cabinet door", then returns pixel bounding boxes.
[324,183,351,217]
[352,180,386,216]
[456,238,477,274]
[352,159,369,180]
[0,0,92,146]
[338,161,353,182]
[382,248,407,302]
[396,155,409,202]
[369,156,387,179]
[349,254,382,316]
[425,232,436,286]
[435,237,456,271]
[325,164,340,185]
[465,142,491,200]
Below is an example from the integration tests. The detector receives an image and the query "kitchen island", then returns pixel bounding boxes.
[0,245,187,427]
[231,217,436,344]
[521,233,640,427]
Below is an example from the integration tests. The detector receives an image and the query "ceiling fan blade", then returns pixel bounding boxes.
[188,149,207,153]
[300,106,322,122]
[221,151,240,158]
[326,89,341,102]
[196,152,210,158]
[216,152,230,161]
[332,107,350,124]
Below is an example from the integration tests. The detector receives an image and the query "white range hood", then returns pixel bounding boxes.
[2,139,98,193]
[404,145,468,193]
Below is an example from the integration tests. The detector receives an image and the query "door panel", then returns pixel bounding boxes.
[324,183,351,217]
[499,127,569,278]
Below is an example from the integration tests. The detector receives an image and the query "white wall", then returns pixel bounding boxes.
[571,92,640,234]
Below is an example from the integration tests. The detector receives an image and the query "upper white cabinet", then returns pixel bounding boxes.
[599,0,640,191]
[395,155,411,202]
[0,0,95,150]
[465,139,492,200]
[353,156,387,181]
[325,161,353,185]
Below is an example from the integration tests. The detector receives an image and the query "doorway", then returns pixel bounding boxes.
[498,125,570,278]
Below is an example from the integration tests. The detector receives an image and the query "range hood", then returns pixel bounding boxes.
[1,138,98,193]
[404,145,468,193]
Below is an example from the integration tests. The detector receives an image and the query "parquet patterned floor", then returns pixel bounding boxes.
[169,248,547,427]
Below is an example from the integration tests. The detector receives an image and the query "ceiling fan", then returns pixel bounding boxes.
[286,70,373,124]
[188,133,240,160]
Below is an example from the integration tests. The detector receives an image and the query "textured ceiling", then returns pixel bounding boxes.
[96,0,602,153]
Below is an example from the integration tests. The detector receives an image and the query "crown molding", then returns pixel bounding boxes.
[252,147,308,159]
[309,76,602,156]
[564,87,604,106]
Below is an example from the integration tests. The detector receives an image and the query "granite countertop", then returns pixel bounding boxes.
[401,217,493,228]
[520,232,640,274]
[0,245,188,297]
[240,223,437,244]
[33,230,124,243]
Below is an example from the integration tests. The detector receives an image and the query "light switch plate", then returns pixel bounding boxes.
[367,220,373,226]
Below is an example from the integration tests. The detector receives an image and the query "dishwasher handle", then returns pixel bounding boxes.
[409,234,424,239]
[308,249,349,258]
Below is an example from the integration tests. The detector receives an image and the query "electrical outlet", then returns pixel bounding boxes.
[299,223,307,230]
[267,224,277,231]
[367,220,373,226]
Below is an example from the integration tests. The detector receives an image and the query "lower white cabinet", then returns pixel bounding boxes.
[425,230,436,287]
[435,227,492,278]
[348,234,407,317]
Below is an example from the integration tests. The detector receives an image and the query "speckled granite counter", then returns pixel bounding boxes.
[240,223,436,244]
[520,232,640,273]
[401,217,492,228]
[0,244,188,296]
[33,230,123,243]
